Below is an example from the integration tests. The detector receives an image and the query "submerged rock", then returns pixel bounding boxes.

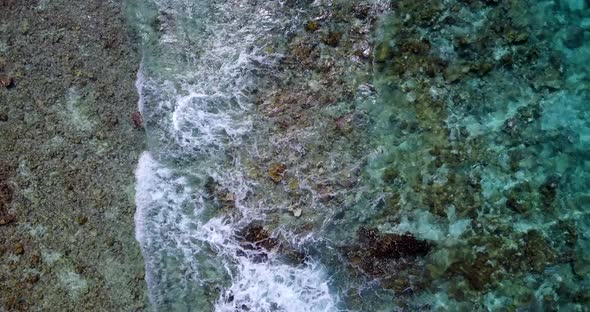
[357,227,431,259]
[0,182,12,204]
[131,111,143,128]
[564,26,584,49]
[539,176,559,209]
[304,20,319,32]
[0,75,14,88]
[240,224,278,252]
[268,164,286,183]
[322,31,342,47]
[346,228,432,285]
[524,230,556,273]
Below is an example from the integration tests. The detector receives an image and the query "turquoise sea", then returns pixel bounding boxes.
[126,0,590,310]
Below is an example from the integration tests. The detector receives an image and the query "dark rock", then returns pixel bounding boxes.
[505,29,529,44]
[268,164,286,183]
[401,39,431,55]
[506,196,527,213]
[481,0,501,5]
[27,274,40,284]
[358,227,431,259]
[444,64,470,83]
[240,224,278,251]
[131,111,143,128]
[0,75,14,88]
[500,54,514,67]
[0,213,16,226]
[15,243,24,255]
[335,113,360,133]
[374,42,393,63]
[475,62,493,76]
[30,254,41,266]
[352,4,370,20]
[539,176,559,208]
[564,26,584,49]
[304,21,319,32]
[76,215,88,225]
[382,167,399,184]
[322,32,342,47]
[0,182,11,204]
[502,117,519,135]
[0,112,8,121]
[462,253,497,291]
[524,230,556,273]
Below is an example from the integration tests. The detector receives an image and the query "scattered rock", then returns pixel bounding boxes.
[335,113,355,133]
[240,224,278,251]
[0,75,14,88]
[574,236,590,277]
[532,67,563,90]
[26,274,40,284]
[76,215,88,225]
[322,32,342,47]
[0,213,16,226]
[347,228,432,279]
[374,42,393,63]
[358,227,431,259]
[506,196,527,213]
[502,117,520,135]
[268,164,286,183]
[444,63,470,83]
[564,26,584,49]
[505,29,529,44]
[15,243,24,255]
[30,254,41,266]
[293,208,302,217]
[524,230,556,273]
[0,182,12,204]
[0,112,8,122]
[304,20,319,32]
[131,111,143,128]
[539,176,559,208]
[382,167,400,184]
[460,253,497,291]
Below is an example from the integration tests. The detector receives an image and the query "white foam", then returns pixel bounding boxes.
[131,0,400,308]
[135,152,338,311]
[132,1,347,310]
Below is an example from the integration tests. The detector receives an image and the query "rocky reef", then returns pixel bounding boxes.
[360,0,590,309]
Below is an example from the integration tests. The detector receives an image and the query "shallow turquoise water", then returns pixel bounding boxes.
[127,1,590,311]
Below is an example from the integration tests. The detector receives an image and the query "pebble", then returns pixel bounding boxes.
[15,243,24,255]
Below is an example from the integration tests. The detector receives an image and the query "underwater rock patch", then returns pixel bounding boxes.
[346,227,432,279]
[0,75,14,88]
[268,163,287,183]
[564,26,584,49]
[240,223,278,252]
[131,111,143,129]
[357,227,431,259]
[0,181,15,225]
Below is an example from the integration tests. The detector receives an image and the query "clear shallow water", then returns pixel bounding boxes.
[127,0,590,311]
